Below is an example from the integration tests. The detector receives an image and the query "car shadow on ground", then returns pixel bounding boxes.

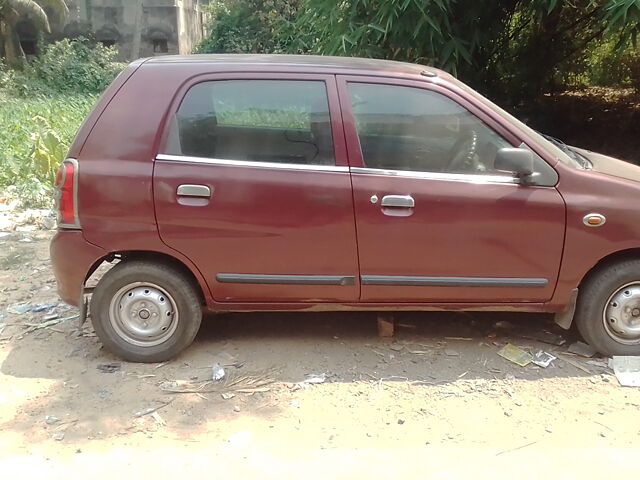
[0,309,611,444]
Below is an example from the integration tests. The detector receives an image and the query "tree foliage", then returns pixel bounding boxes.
[196,0,303,54]
[198,0,640,102]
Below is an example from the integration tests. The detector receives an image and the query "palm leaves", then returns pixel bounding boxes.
[0,0,69,63]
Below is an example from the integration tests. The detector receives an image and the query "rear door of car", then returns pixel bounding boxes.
[154,73,360,303]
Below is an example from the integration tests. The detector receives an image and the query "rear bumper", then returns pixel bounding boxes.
[50,230,107,306]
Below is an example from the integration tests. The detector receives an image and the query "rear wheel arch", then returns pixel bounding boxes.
[85,250,208,306]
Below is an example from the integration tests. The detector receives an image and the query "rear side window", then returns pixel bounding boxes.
[165,80,335,166]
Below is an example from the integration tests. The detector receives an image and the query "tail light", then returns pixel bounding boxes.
[55,159,80,228]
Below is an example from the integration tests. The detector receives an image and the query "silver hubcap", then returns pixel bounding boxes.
[603,283,640,345]
[109,282,178,347]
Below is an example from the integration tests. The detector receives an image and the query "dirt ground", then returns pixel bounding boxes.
[1,230,640,478]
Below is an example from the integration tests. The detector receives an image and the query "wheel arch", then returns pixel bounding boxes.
[579,248,640,289]
[84,250,209,306]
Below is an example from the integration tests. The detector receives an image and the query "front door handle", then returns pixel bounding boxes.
[381,195,414,208]
[177,184,211,198]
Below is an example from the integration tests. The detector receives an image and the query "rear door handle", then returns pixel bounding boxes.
[177,184,211,198]
[381,195,414,208]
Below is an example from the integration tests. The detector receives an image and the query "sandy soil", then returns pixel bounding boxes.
[1,231,639,478]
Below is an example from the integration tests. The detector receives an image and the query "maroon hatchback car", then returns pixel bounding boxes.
[50,54,640,362]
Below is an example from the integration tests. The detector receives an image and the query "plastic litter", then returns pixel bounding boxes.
[31,304,53,312]
[45,415,60,425]
[609,356,640,387]
[52,432,65,441]
[300,373,326,384]
[133,399,174,418]
[444,349,459,356]
[212,363,226,381]
[531,350,556,368]
[7,304,30,315]
[497,344,533,367]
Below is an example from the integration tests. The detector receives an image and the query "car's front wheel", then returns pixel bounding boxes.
[90,260,202,362]
[575,258,640,356]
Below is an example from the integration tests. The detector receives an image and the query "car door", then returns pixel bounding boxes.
[154,74,360,302]
[337,76,566,303]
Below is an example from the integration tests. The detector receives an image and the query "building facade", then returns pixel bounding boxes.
[57,0,209,60]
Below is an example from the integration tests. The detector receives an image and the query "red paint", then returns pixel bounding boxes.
[49,54,640,315]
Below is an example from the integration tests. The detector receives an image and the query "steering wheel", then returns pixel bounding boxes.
[448,131,479,172]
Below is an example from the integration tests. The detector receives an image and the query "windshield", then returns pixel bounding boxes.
[450,79,584,169]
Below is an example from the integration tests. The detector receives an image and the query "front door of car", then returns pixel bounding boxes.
[338,76,566,303]
[154,74,359,302]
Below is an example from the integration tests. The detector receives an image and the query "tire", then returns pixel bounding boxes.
[575,258,640,356]
[90,260,202,362]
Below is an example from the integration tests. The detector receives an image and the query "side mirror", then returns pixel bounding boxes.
[494,148,535,183]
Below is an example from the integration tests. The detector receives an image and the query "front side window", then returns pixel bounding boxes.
[166,80,335,166]
[347,83,511,174]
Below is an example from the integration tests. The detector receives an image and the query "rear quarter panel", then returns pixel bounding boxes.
[75,63,213,302]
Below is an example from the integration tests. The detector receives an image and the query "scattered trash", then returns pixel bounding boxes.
[444,349,459,357]
[97,363,122,374]
[407,349,430,355]
[557,354,591,374]
[444,337,473,341]
[300,373,327,384]
[31,304,53,312]
[221,392,236,400]
[397,418,405,425]
[51,432,65,441]
[43,313,59,321]
[7,304,30,315]
[389,344,403,351]
[151,411,166,426]
[18,237,33,243]
[212,363,226,381]
[497,344,532,367]
[155,362,169,369]
[531,350,556,368]
[233,405,241,412]
[568,341,597,358]
[160,367,278,394]
[97,389,111,399]
[609,356,640,387]
[517,330,566,346]
[0,322,5,336]
[133,400,174,418]
[0,232,9,238]
[19,314,79,337]
[586,359,610,369]
[45,415,60,425]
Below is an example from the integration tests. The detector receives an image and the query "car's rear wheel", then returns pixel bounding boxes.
[90,260,202,362]
[575,258,640,356]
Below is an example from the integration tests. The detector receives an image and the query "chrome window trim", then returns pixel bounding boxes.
[156,154,349,173]
[350,167,519,185]
[361,275,548,288]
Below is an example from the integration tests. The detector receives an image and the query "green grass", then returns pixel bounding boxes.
[0,94,97,207]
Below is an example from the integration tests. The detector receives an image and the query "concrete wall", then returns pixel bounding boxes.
[58,0,209,61]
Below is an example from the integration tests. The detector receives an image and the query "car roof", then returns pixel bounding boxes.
[142,54,445,78]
